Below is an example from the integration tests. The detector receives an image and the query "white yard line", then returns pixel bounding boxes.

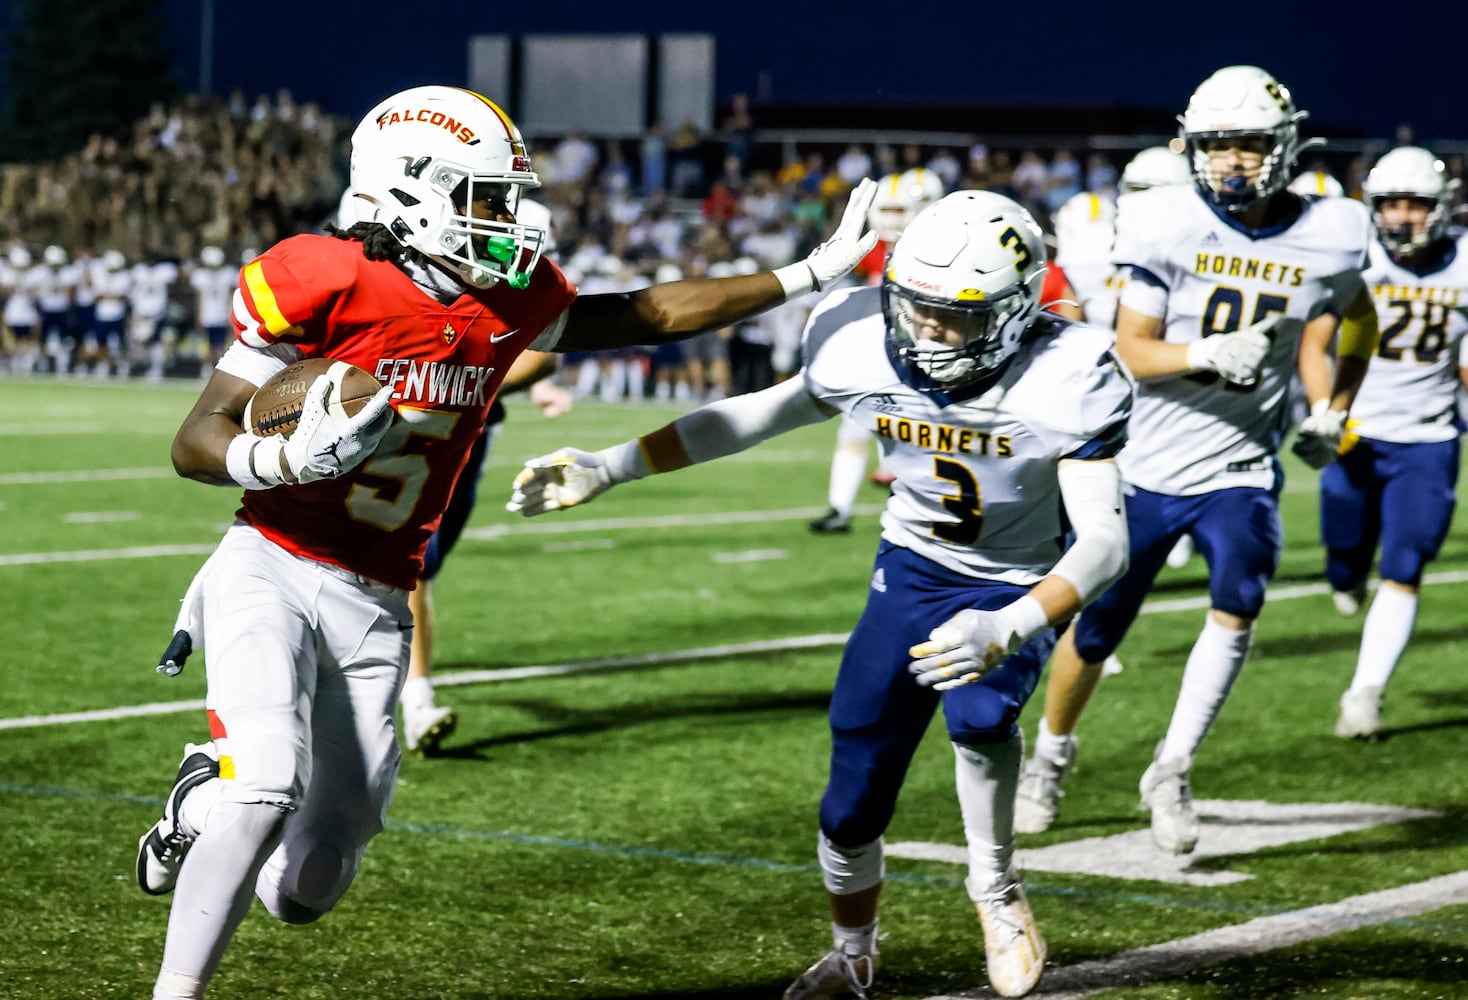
[0,634,851,731]
[924,870,1468,999]
[0,467,175,485]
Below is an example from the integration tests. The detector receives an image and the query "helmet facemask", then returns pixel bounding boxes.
[1184,129,1297,212]
[883,278,1035,388]
[1370,195,1447,256]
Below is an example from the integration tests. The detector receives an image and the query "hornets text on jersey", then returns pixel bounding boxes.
[1351,229,1468,443]
[802,286,1133,582]
[1111,186,1371,494]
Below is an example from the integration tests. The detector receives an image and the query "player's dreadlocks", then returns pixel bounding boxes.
[325,221,435,270]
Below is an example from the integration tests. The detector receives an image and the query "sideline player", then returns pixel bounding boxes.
[508,190,1133,999]
[1319,147,1468,738]
[810,168,945,534]
[1013,66,1379,848]
[134,84,879,1000]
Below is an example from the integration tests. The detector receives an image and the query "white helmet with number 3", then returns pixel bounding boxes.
[884,190,1047,392]
[1179,65,1309,212]
[349,85,546,289]
[1361,146,1459,255]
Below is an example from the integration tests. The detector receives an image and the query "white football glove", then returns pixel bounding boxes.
[507,447,616,517]
[908,603,1040,692]
[774,178,879,297]
[258,375,395,485]
[1185,313,1282,385]
[1292,399,1348,469]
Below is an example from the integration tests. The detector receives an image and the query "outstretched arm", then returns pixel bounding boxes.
[556,180,878,351]
[507,377,835,516]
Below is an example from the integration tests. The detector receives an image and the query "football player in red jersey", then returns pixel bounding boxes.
[136,84,878,1000]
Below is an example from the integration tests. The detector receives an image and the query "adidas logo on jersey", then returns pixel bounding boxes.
[1201,231,1222,247]
[871,568,887,593]
[867,393,904,414]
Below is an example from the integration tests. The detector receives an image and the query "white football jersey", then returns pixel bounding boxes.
[1112,187,1371,494]
[1054,192,1117,325]
[802,287,1133,583]
[1349,231,1468,443]
[190,265,239,328]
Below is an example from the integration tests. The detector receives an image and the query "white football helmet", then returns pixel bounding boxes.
[199,246,226,268]
[102,249,127,271]
[1361,146,1459,255]
[349,85,546,289]
[1120,146,1191,193]
[42,245,67,267]
[8,245,31,269]
[883,190,1047,392]
[867,168,947,243]
[1287,170,1344,198]
[1178,66,1310,212]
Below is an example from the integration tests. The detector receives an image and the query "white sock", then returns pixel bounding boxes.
[626,360,645,400]
[954,733,1022,886]
[828,416,871,516]
[1034,716,1075,764]
[160,800,288,993]
[574,361,599,397]
[1350,586,1418,691]
[178,777,225,839]
[832,918,878,955]
[599,361,626,402]
[1160,616,1253,761]
[401,676,435,710]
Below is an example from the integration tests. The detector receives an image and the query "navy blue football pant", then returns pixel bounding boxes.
[819,541,1057,849]
[1320,437,1458,590]
[1071,483,1281,664]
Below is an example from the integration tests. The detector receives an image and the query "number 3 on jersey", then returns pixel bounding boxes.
[933,457,983,545]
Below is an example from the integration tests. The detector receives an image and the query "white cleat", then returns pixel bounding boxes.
[1014,734,1078,834]
[1332,583,1367,617]
[1138,743,1199,855]
[1101,654,1124,676]
[1335,685,1384,740]
[782,945,877,1000]
[403,703,458,757]
[970,870,1046,997]
[1165,535,1194,569]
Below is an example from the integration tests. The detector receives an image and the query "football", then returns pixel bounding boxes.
[243,358,383,438]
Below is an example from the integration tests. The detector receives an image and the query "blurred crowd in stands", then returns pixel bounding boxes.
[2,89,1466,393]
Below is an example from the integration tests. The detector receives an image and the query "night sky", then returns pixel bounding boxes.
[158,1,1468,141]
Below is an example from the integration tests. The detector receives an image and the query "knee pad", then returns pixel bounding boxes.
[257,832,357,923]
[817,831,884,895]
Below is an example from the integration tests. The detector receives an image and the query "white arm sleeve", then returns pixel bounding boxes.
[215,340,303,386]
[675,375,831,463]
[1050,459,1129,604]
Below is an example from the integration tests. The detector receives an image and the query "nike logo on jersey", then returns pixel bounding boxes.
[489,328,519,343]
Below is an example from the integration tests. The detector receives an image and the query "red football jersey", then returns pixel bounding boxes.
[233,235,576,588]
[854,239,892,286]
[1040,262,1071,307]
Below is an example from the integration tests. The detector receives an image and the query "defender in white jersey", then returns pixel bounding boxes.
[1014,65,1381,851]
[508,191,1133,999]
[1320,147,1468,739]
